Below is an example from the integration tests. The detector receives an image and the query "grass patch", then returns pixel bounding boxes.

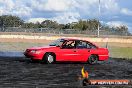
[109,46,132,59]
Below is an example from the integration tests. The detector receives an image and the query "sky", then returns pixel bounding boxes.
[0,0,132,33]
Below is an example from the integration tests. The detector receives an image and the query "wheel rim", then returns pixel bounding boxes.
[89,56,97,64]
[47,55,54,63]
[91,57,95,62]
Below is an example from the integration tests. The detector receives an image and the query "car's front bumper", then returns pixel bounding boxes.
[24,52,43,60]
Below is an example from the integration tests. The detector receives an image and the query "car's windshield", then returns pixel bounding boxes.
[49,39,65,46]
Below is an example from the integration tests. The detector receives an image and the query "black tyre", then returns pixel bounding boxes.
[44,53,55,64]
[88,55,98,65]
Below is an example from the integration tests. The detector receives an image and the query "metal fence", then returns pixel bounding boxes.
[0,27,131,36]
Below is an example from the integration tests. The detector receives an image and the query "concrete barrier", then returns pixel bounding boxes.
[0,35,132,43]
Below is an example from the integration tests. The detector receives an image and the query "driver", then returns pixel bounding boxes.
[63,40,75,49]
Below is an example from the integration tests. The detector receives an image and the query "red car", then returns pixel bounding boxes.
[24,38,109,64]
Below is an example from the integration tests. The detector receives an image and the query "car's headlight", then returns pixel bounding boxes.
[30,50,36,53]
[30,50,41,54]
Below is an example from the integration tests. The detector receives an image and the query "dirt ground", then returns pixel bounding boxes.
[0,38,132,48]
[0,54,132,88]
[0,38,52,44]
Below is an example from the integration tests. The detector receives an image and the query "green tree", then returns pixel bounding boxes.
[41,20,59,28]
[0,15,24,28]
[115,25,129,35]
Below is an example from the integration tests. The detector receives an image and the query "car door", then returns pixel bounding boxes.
[74,40,94,61]
[58,40,77,61]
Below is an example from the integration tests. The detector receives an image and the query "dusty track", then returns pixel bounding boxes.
[0,52,132,88]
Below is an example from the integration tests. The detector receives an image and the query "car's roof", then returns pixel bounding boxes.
[61,38,86,41]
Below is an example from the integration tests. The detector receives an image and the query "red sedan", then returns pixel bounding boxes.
[24,38,109,64]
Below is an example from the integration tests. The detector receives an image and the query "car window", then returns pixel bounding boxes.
[87,42,97,49]
[49,39,65,46]
[76,40,97,49]
[76,41,87,49]
[62,40,75,49]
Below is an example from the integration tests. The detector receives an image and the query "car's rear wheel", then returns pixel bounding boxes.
[44,53,55,64]
[88,55,98,65]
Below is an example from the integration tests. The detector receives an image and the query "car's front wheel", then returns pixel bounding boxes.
[44,53,55,64]
[88,55,98,65]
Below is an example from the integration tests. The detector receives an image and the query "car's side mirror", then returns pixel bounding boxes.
[60,45,65,49]
[60,46,63,49]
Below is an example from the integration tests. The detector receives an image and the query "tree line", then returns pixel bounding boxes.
[0,15,130,35]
